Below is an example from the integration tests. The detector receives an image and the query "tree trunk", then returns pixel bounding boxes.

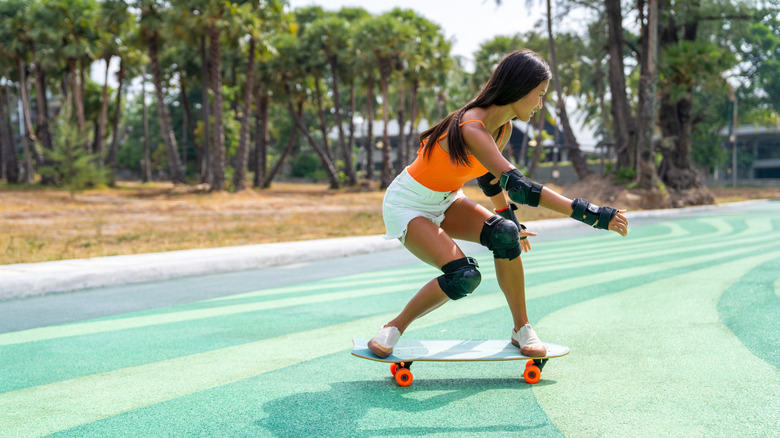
[313,74,334,162]
[142,72,151,183]
[328,56,356,186]
[605,0,635,170]
[95,56,111,164]
[33,60,52,153]
[208,23,225,190]
[657,0,706,193]
[636,0,660,190]
[233,36,256,192]
[347,79,357,179]
[253,89,269,188]
[200,35,212,185]
[364,73,375,181]
[286,94,341,189]
[408,80,420,165]
[595,58,609,174]
[519,122,530,167]
[106,58,125,169]
[546,0,590,180]
[264,100,301,188]
[68,58,87,149]
[0,79,20,182]
[658,96,698,190]
[528,105,546,178]
[379,64,393,189]
[180,78,190,175]
[146,28,185,183]
[396,85,407,172]
[18,58,38,183]
[33,59,54,184]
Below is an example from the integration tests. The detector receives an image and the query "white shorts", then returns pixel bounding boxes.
[382,168,466,244]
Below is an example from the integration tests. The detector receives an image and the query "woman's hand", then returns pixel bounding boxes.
[607,210,629,237]
[519,227,537,252]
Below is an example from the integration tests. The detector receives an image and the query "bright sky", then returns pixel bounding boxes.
[288,0,547,71]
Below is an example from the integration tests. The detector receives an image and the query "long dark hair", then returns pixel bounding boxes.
[419,49,552,167]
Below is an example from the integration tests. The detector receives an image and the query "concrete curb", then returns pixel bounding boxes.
[0,199,770,299]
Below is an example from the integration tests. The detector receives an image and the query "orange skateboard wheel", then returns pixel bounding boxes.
[390,363,399,376]
[525,359,535,368]
[395,368,414,387]
[524,365,541,384]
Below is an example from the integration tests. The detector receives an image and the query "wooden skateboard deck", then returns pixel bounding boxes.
[352,338,570,386]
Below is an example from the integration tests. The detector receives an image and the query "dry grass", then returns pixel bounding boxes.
[1,181,777,265]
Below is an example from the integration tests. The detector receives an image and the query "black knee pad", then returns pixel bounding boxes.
[437,257,482,300]
[480,215,521,260]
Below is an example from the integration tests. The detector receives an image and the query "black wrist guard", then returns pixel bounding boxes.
[477,172,503,197]
[499,169,543,207]
[496,203,527,240]
[570,198,618,230]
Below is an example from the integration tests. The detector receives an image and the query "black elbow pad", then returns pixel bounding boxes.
[476,172,503,197]
[499,169,543,207]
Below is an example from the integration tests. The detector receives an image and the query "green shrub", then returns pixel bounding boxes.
[39,109,110,195]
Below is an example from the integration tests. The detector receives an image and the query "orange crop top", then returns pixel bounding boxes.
[407,120,508,192]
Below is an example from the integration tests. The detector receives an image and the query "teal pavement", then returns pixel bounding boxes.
[1,201,778,437]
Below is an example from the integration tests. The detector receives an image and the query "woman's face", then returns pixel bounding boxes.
[512,80,549,122]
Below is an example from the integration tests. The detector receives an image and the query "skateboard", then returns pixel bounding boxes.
[351,338,570,387]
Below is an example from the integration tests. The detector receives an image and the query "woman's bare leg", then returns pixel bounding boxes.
[383,217,466,334]
[440,198,533,332]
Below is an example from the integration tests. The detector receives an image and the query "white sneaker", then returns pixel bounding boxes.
[511,324,546,357]
[368,326,401,358]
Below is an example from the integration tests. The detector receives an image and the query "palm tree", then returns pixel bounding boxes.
[43,0,101,150]
[359,12,414,188]
[351,15,378,181]
[275,26,341,189]
[106,30,145,171]
[93,0,132,164]
[245,0,286,189]
[304,12,357,185]
[24,1,57,160]
[139,0,185,183]
[0,1,21,183]
[231,2,260,192]
[391,10,452,170]
[1,0,39,182]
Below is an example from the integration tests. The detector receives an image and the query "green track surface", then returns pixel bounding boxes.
[1,202,779,437]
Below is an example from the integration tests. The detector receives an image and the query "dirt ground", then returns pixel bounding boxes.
[1,180,778,265]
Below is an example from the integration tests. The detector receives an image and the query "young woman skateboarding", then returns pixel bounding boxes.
[368,49,628,359]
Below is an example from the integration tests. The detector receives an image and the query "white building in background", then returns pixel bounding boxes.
[716,124,780,183]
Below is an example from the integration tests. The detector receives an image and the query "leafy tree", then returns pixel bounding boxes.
[732,7,780,119]
[656,0,740,193]
[604,0,636,171]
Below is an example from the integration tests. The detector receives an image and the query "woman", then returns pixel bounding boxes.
[368,49,628,359]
